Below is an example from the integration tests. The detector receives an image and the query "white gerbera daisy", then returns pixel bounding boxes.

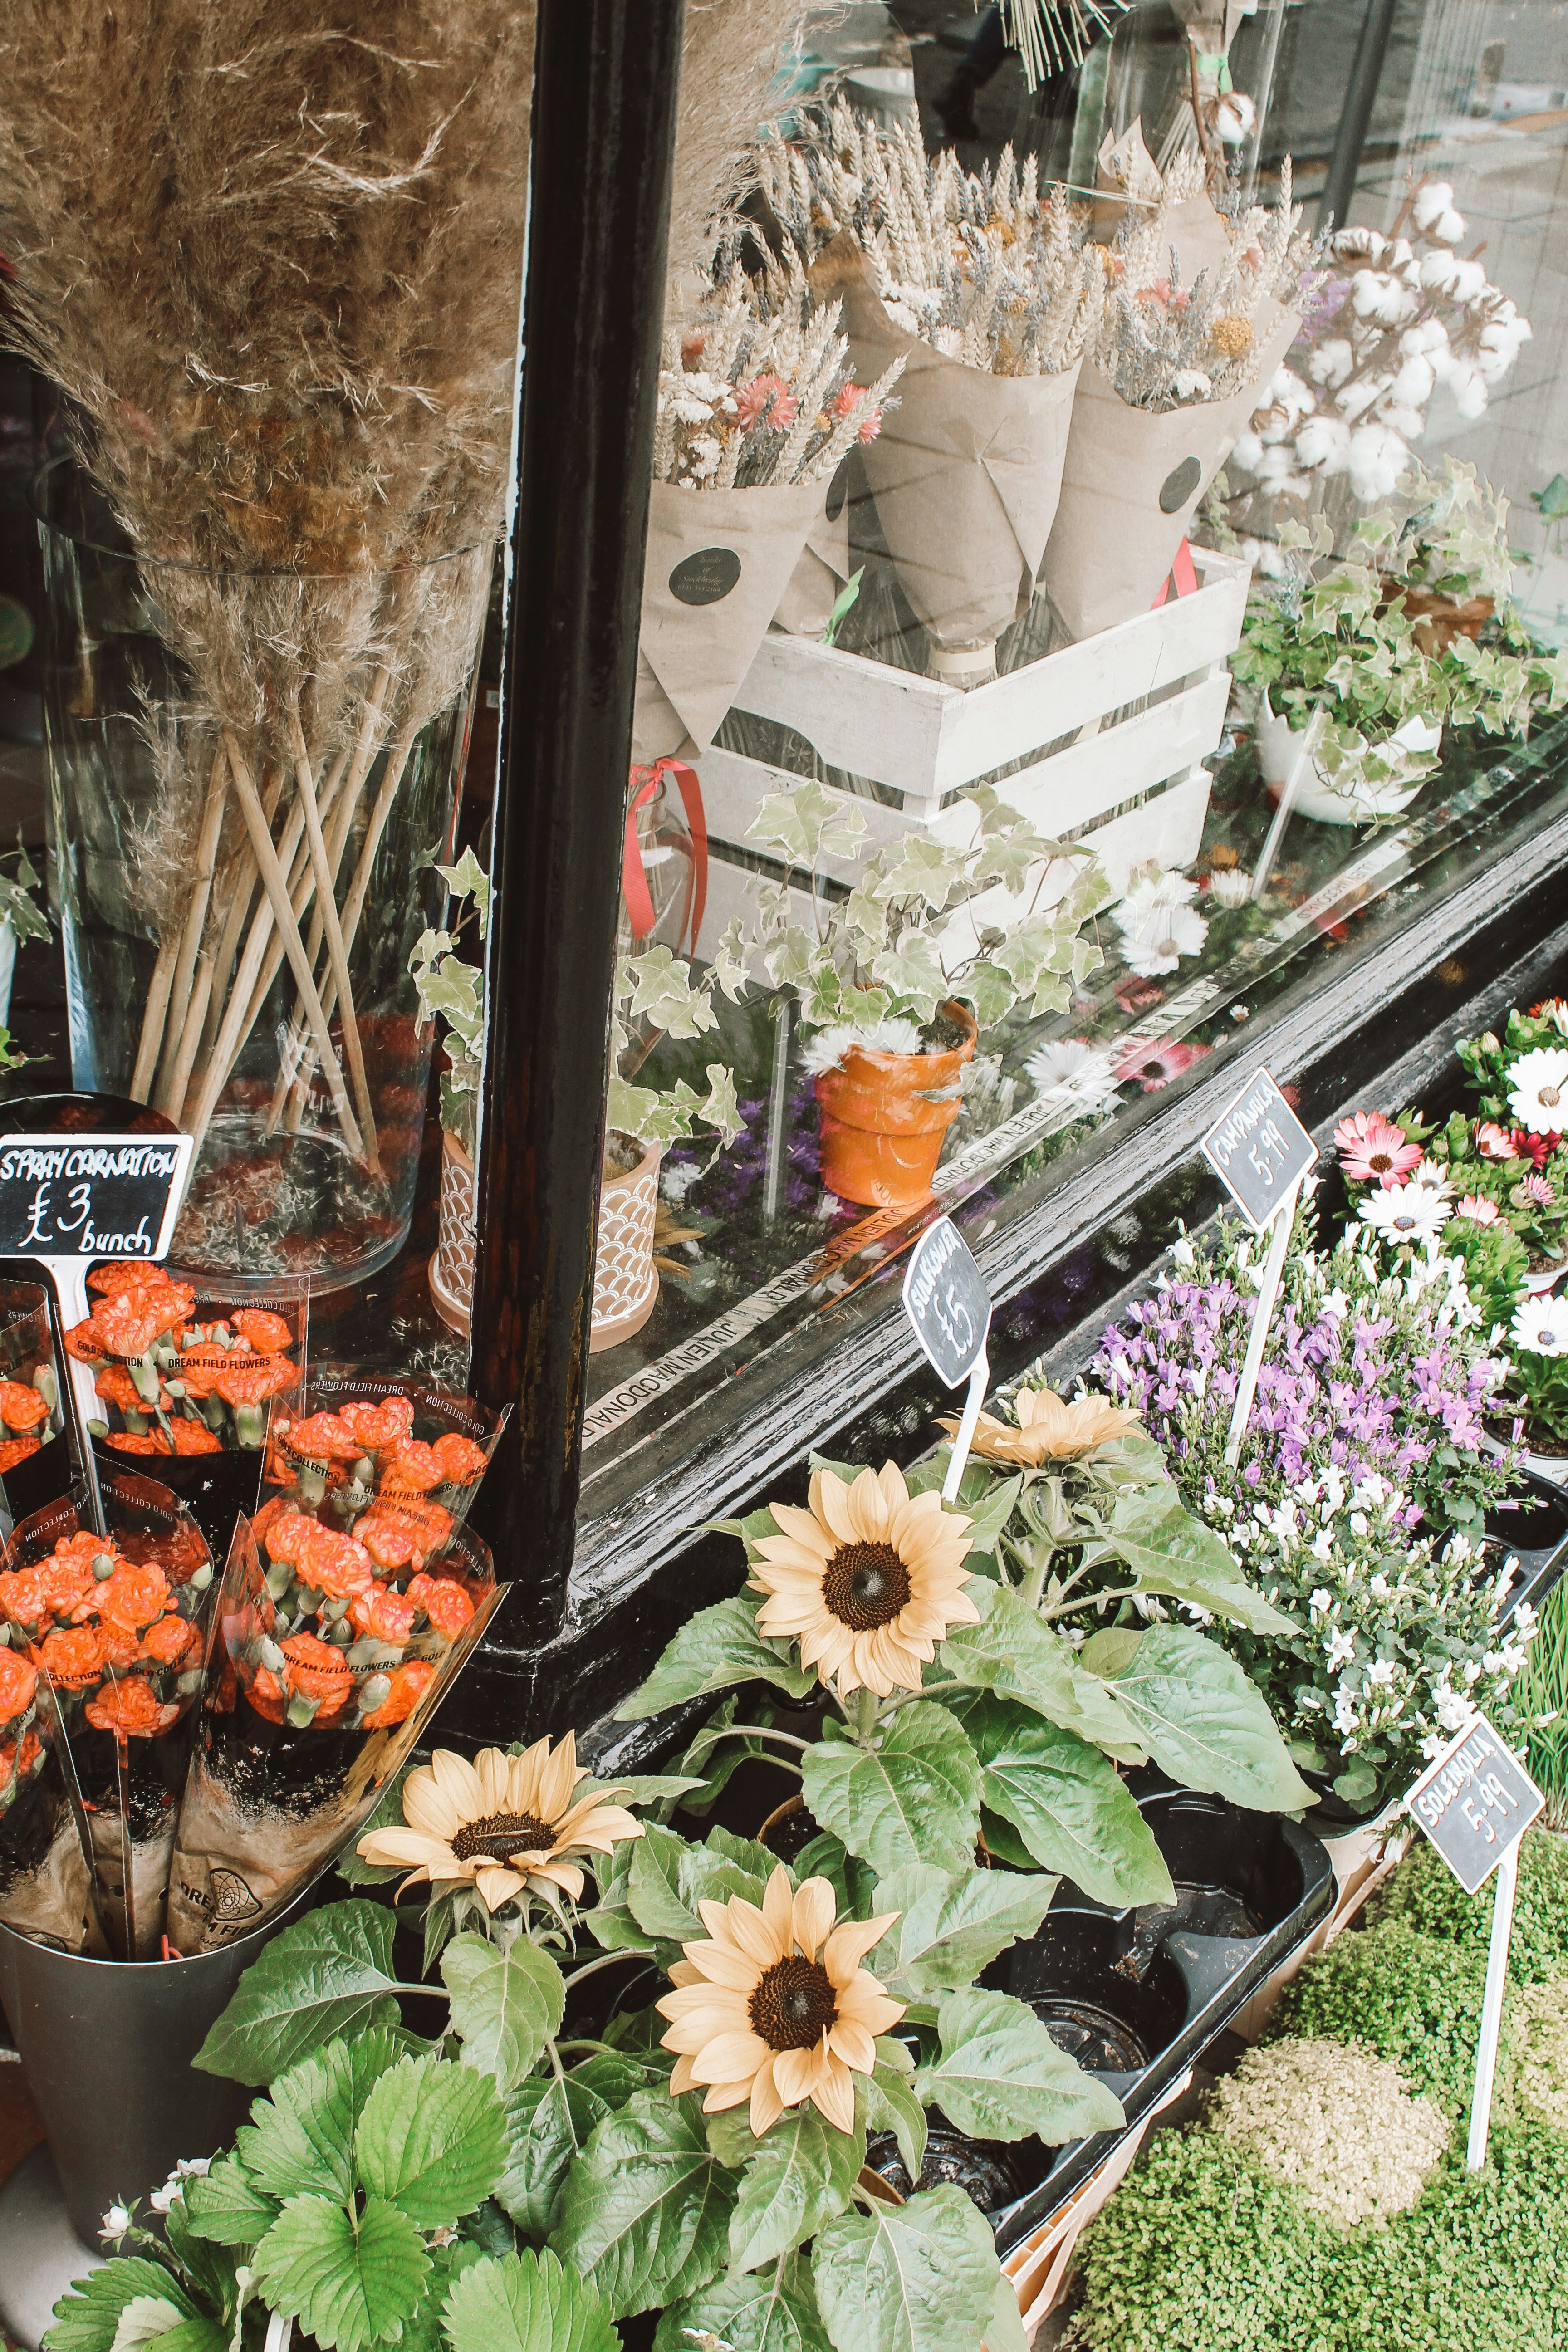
[1359,1185,1448,1246]
[1512,1294,1568,1358]
[1024,1038,1122,1114]
[1507,1047,1568,1136]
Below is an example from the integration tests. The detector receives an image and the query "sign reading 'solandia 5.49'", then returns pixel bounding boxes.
[0,1133,193,1261]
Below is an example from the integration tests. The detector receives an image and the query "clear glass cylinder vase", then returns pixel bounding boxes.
[31,461,489,1290]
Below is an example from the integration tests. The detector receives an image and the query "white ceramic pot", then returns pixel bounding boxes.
[1255,690,1439,825]
[1522,1259,1568,1296]
[590,1137,663,1353]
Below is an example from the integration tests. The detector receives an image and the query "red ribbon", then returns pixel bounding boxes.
[622,757,709,957]
[1150,538,1200,608]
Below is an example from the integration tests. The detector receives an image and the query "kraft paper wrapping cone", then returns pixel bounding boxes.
[0,1682,95,1954]
[823,245,1082,654]
[1040,302,1298,641]
[166,1510,505,1952]
[632,476,829,761]
[773,495,853,638]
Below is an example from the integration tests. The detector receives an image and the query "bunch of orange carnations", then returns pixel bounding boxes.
[66,1264,304,1458]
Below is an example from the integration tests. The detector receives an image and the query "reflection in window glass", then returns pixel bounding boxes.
[581,0,1568,1525]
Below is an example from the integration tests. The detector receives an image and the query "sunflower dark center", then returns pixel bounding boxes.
[450,1810,555,1862]
[822,1541,911,1630]
[749,1954,839,2052]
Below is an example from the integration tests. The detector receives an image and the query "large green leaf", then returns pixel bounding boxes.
[48,2260,200,2352]
[550,2089,737,2319]
[1078,1626,1317,1812]
[193,1901,401,2086]
[655,2254,833,2352]
[955,1695,1175,1909]
[1083,1489,1296,1634]
[718,2103,864,2274]
[939,1585,1143,1758]
[617,1597,816,1720]
[355,2053,509,2228]
[181,2153,280,2249]
[442,1933,566,2092]
[801,1708,980,1879]
[914,1989,1124,2144]
[497,2057,644,2242]
[985,2271,1030,2352]
[812,2186,1000,2352]
[442,2250,618,2352]
[870,1863,1055,2001]
[252,2194,429,2352]
[235,2030,404,2205]
[860,2044,926,2184]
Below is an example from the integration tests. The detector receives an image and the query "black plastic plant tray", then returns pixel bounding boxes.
[985,1779,1336,2260]
[1490,1465,1568,1630]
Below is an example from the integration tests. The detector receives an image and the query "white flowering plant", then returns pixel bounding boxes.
[1224,177,1532,521]
[1111,861,1209,980]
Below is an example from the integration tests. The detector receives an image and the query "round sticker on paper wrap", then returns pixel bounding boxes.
[1159,456,1203,514]
[669,547,742,606]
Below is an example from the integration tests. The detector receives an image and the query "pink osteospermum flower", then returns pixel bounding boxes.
[1520,1172,1556,1207]
[1476,1122,1518,1162]
[1455,1195,1499,1224]
[1333,1111,1423,1188]
[733,372,798,432]
[1113,1039,1212,1093]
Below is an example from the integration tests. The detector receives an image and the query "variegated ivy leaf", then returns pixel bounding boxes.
[698,1065,742,1148]
[869,836,964,912]
[764,925,820,994]
[434,846,492,932]
[748,779,868,869]
[962,959,1017,1031]
[625,946,719,1039]
[869,931,948,1023]
[709,917,751,1003]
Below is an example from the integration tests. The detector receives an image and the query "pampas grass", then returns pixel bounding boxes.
[666,0,814,316]
[0,2,534,1190]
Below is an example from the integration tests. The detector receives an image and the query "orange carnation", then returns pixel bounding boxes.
[407,1573,475,1640]
[339,1396,416,1451]
[430,1432,490,1488]
[283,1413,363,1464]
[348,1583,418,1646]
[79,1562,171,1634]
[232,1308,294,1355]
[382,1438,444,1495]
[0,1381,49,1434]
[362,1658,435,1729]
[280,1631,354,1714]
[86,1676,180,1740]
[169,1417,225,1455]
[107,1431,173,1456]
[215,1357,298,1410]
[141,1612,199,1665]
[0,1647,39,1720]
[294,1526,375,1602]
[0,1437,41,1472]
[36,1624,109,1688]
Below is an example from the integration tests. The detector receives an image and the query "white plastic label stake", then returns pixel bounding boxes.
[1223,1174,1302,1466]
[901,1216,994,1502]
[1403,1713,1544,2171]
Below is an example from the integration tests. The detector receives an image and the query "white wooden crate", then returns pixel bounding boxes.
[692,544,1249,958]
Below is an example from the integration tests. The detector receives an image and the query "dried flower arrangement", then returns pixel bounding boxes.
[0,5,534,1269]
[1092,152,1312,415]
[1226,175,1533,524]
[652,268,902,490]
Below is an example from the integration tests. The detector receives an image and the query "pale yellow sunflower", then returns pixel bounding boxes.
[942,1383,1142,1466]
[658,1865,905,2136]
[355,1735,642,1912]
[748,1461,979,1698]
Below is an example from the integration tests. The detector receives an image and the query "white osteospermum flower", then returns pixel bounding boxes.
[1506,1046,1568,1134]
[1511,1293,1568,1358]
[1024,1037,1122,1114]
[1207,867,1253,909]
[800,1019,925,1077]
[1121,902,1208,977]
[1360,1184,1449,1246]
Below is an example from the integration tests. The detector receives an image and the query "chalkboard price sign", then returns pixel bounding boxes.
[0,1133,193,1263]
[1200,1067,1319,1232]
[902,1216,991,1389]
[1406,1711,1544,1896]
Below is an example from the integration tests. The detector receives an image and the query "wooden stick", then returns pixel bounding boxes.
[281,734,412,1135]
[182,896,282,1157]
[198,759,285,1063]
[286,697,380,1171]
[129,934,180,1105]
[152,745,230,1115]
[221,728,364,1160]
[162,951,214,1129]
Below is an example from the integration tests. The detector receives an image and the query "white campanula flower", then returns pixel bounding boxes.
[1308,1587,1334,1617]
[1366,1658,1396,1689]
[1311,1527,1335,1563]
[1506,1046,1568,1135]
[1511,1293,1568,1358]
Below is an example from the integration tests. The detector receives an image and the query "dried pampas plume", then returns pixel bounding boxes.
[0,3,534,1229]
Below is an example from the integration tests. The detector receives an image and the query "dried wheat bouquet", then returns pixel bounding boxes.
[763,102,1101,378]
[0,2,534,1186]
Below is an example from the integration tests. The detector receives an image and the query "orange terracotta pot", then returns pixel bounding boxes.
[813,1000,978,1209]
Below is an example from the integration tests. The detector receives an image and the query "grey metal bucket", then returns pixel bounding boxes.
[0,1874,318,2242]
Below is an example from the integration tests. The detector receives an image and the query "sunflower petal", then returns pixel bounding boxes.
[749,2059,784,2137]
[823,1912,901,1977]
[791,1876,836,1964]
[812,2053,856,2135]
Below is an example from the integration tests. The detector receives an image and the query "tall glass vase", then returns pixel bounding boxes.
[31,460,490,1290]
